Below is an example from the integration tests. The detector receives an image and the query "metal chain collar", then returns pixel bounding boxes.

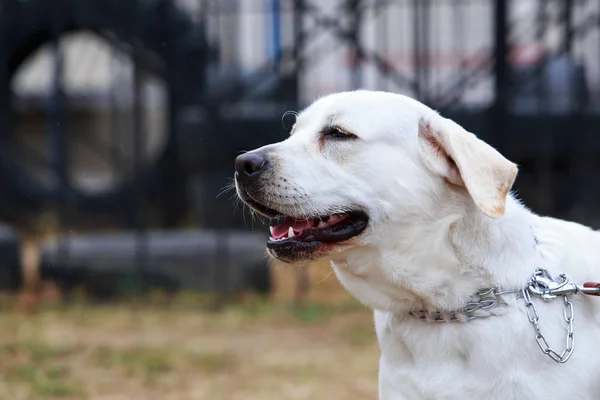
[407,287,520,323]
[408,267,600,364]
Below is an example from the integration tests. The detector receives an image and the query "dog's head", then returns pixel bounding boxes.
[234,90,517,264]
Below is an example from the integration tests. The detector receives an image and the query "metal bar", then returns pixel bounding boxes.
[452,0,464,99]
[109,45,123,176]
[270,0,282,62]
[421,0,430,102]
[413,0,421,98]
[347,0,362,89]
[493,0,508,150]
[211,0,235,309]
[375,0,389,90]
[132,27,147,294]
[48,0,70,271]
[293,0,305,101]
[564,0,574,53]
[49,17,66,198]
[530,0,553,215]
[535,0,547,113]
[162,0,181,228]
[431,0,440,101]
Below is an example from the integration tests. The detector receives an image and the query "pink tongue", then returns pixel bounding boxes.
[272,218,314,239]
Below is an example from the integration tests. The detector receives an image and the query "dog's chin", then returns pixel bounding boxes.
[267,240,357,264]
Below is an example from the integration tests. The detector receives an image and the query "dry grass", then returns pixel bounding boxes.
[0,262,379,400]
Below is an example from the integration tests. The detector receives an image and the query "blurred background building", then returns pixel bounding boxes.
[0,0,596,301]
[0,1,598,398]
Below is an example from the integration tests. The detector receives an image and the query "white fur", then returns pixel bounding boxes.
[245,90,600,399]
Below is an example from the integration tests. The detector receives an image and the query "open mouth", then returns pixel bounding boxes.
[235,181,368,262]
[266,210,369,250]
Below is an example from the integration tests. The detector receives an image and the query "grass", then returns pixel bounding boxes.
[2,342,85,398]
[0,291,379,400]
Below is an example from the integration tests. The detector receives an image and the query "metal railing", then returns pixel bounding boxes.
[0,0,599,299]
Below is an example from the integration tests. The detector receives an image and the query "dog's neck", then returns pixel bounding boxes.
[448,195,537,291]
[330,195,538,313]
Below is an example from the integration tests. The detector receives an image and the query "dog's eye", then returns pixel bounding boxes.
[321,126,357,140]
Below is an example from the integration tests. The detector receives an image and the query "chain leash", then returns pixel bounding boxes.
[408,266,600,364]
[522,267,600,363]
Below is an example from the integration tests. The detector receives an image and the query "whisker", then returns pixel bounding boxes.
[216,182,237,199]
[317,269,334,284]
[242,203,249,228]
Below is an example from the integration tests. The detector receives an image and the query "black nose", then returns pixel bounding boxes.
[235,152,268,181]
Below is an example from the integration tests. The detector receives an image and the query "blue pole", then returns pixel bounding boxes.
[270,0,281,61]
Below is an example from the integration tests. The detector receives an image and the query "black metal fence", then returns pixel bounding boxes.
[0,0,598,299]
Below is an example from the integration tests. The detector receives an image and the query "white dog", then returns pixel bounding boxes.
[234,90,600,399]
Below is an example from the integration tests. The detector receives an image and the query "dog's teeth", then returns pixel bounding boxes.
[269,226,274,235]
[288,227,295,238]
[317,221,327,228]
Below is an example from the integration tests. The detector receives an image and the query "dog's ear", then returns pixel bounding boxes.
[417,116,518,218]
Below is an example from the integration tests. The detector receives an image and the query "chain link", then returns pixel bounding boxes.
[522,278,575,363]
[408,266,583,364]
[408,288,519,323]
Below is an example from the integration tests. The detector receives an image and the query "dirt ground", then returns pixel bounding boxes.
[0,261,380,400]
